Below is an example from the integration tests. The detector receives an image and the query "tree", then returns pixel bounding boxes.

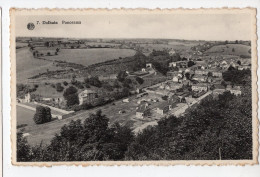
[237,60,241,65]
[187,61,195,67]
[136,77,144,85]
[84,77,102,88]
[117,71,128,82]
[33,106,52,124]
[63,86,79,107]
[44,110,133,161]
[208,72,213,77]
[17,132,31,161]
[232,48,235,52]
[126,86,252,160]
[56,83,64,92]
[63,81,68,86]
[185,72,190,80]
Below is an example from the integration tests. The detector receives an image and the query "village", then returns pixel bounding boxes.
[15,37,252,145]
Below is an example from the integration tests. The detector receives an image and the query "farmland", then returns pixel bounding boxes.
[40,48,136,66]
[16,105,35,127]
[140,40,203,53]
[204,44,251,56]
[16,48,61,82]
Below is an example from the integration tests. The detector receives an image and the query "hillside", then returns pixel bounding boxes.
[204,44,251,57]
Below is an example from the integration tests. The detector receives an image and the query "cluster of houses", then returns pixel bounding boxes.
[134,54,248,119]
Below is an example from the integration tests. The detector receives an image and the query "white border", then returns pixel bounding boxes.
[2,0,260,177]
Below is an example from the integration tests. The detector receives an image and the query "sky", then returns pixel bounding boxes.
[15,12,252,41]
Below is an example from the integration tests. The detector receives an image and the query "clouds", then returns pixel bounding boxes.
[15,13,251,40]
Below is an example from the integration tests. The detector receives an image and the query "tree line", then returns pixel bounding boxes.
[17,89,252,161]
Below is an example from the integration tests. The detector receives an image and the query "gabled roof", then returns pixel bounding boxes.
[136,103,148,113]
[79,89,97,95]
[214,84,226,90]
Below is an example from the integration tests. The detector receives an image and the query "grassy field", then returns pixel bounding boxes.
[205,44,251,56]
[17,105,35,127]
[140,41,203,52]
[41,48,136,66]
[16,48,61,82]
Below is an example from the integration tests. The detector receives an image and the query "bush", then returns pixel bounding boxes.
[63,81,68,86]
[56,83,64,92]
[161,95,168,100]
[63,86,79,107]
[136,77,144,85]
[84,77,102,88]
[33,106,52,124]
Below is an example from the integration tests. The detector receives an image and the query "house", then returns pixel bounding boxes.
[78,89,98,105]
[177,61,188,68]
[212,71,222,77]
[136,102,149,119]
[167,71,178,79]
[146,63,152,68]
[169,49,176,56]
[122,98,129,103]
[169,62,177,67]
[24,92,31,103]
[195,69,208,76]
[172,76,179,83]
[212,84,226,97]
[141,68,146,72]
[191,83,208,92]
[42,97,52,101]
[176,92,190,103]
[156,102,170,115]
[220,60,229,69]
[230,89,242,96]
[192,75,207,82]
[54,97,64,105]
[184,68,190,73]
[229,86,242,96]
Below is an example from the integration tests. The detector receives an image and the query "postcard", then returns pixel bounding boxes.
[10,8,258,166]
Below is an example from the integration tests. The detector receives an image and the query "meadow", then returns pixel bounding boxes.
[205,44,251,56]
[140,40,202,53]
[42,48,136,66]
[16,48,61,82]
[16,105,35,127]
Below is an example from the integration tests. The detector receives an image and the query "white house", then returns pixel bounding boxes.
[172,76,179,83]
[24,92,31,103]
[191,83,208,92]
[78,89,98,105]
[169,62,177,67]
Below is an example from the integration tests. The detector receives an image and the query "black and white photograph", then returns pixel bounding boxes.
[10,9,258,165]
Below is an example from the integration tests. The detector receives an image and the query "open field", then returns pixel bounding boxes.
[16,42,29,48]
[17,105,35,127]
[205,44,251,56]
[40,48,136,66]
[140,41,203,52]
[16,48,61,82]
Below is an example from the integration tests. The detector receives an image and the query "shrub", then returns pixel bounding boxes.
[33,106,52,124]
[56,83,64,92]
[63,81,68,86]
[63,86,79,107]
[136,77,144,85]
